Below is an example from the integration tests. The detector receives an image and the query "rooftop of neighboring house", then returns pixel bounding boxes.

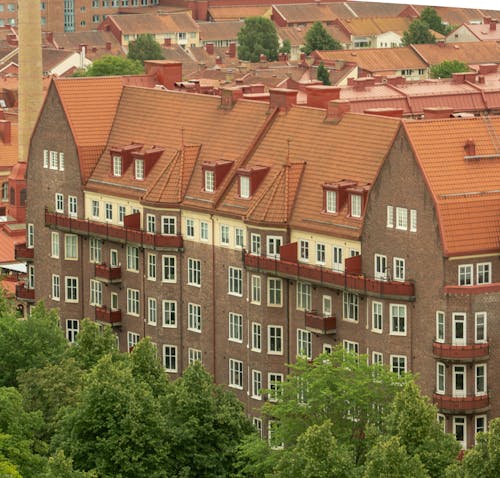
[198,21,243,42]
[189,44,239,69]
[410,41,500,66]
[278,23,350,46]
[335,16,413,36]
[411,5,493,26]
[207,5,272,21]
[49,31,124,60]
[0,118,17,170]
[0,48,81,76]
[449,18,500,42]
[272,2,352,24]
[161,44,199,76]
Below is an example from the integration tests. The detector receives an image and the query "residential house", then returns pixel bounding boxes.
[198,21,242,48]
[446,18,500,43]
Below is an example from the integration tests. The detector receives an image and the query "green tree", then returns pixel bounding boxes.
[41,450,97,478]
[430,60,469,79]
[317,62,331,85]
[279,39,291,55]
[420,7,453,35]
[127,34,164,64]
[0,457,22,478]
[402,19,436,46]
[75,55,144,77]
[237,17,279,62]
[0,302,67,387]
[303,21,342,55]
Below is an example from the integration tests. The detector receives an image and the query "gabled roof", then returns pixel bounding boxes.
[411,41,500,66]
[278,24,350,46]
[404,116,500,256]
[51,31,123,60]
[105,12,199,35]
[336,16,412,36]
[455,23,500,42]
[208,5,271,21]
[198,21,243,42]
[345,1,410,18]
[0,123,18,170]
[272,3,351,24]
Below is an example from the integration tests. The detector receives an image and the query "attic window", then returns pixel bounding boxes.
[240,176,250,199]
[135,159,144,180]
[236,166,269,199]
[350,194,362,218]
[205,170,215,193]
[324,189,337,213]
[202,160,234,193]
[112,156,122,177]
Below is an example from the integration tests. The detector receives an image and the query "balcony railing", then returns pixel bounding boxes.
[433,342,489,361]
[433,394,490,413]
[95,306,122,325]
[95,264,122,283]
[444,283,500,295]
[14,243,34,261]
[305,311,336,334]
[45,209,183,250]
[15,283,35,301]
[244,253,415,299]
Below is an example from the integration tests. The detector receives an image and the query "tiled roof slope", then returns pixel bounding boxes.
[208,6,271,21]
[337,16,412,36]
[404,116,500,256]
[0,123,18,169]
[106,12,199,35]
[272,3,352,24]
[345,1,410,18]
[198,21,243,41]
[53,77,124,181]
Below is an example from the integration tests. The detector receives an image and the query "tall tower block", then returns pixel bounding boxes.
[18,0,43,163]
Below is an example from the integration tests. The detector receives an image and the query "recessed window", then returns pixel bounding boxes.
[205,170,215,192]
[297,329,312,359]
[55,193,64,213]
[350,194,362,218]
[161,216,176,235]
[187,258,201,286]
[436,362,445,394]
[436,311,445,343]
[251,233,261,255]
[135,159,144,180]
[65,276,79,302]
[393,257,405,281]
[372,301,383,332]
[268,277,282,306]
[268,325,283,354]
[475,312,487,343]
[229,358,243,389]
[343,291,358,321]
[240,176,250,198]
[325,189,337,213]
[458,264,473,286]
[390,304,406,335]
[127,288,140,316]
[163,345,177,372]
[251,370,262,399]
[188,303,201,332]
[162,255,176,282]
[396,207,408,230]
[299,240,309,261]
[391,355,406,376]
[387,205,394,228]
[162,300,177,327]
[113,156,122,176]
[188,348,202,365]
[477,263,491,285]
[229,312,243,342]
[296,281,311,311]
[228,267,243,296]
[251,322,261,351]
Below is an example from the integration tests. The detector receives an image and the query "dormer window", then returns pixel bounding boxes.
[135,159,144,180]
[240,176,250,199]
[325,189,337,213]
[202,160,234,193]
[236,166,269,199]
[350,194,362,218]
[113,156,122,177]
[205,170,215,192]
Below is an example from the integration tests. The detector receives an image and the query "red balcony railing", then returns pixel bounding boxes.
[433,342,489,361]
[45,209,183,250]
[15,283,35,301]
[433,394,489,413]
[305,311,336,334]
[244,253,415,298]
[95,306,122,325]
[14,243,34,260]
[95,264,122,283]
[444,283,500,295]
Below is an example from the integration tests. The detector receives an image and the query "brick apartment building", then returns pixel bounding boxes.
[17,67,499,448]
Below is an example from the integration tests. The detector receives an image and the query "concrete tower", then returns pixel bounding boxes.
[18,0,43,163]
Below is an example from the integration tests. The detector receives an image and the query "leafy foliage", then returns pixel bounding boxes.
[127,34,165,64]
[402,19,436,46]
[420,7,453,35]
[317,62,331,85]
[303,21,342,55]
[237,17,279,62]
[279,39,291,55]
[74,55,144,77]
[430,60,469,79]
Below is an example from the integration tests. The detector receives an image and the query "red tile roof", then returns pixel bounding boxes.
[208,5,271,21]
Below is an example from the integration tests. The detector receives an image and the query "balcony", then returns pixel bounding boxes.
[95,264,122,283]
[444,283,500,295]
[433,342,489,362]
[95,306,122,326]
[15,283,35,302]
[14,243,34,261]
[433,394,490,414]
[45,209,183,251]
[305,311,336,334]
[244,252,415,299]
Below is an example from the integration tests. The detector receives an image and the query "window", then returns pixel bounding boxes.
[475,415,487,435]
[453,365,466,397]
[27,264,35,289]
[477,263,491,284]
[251,323,261,351]
[55,193,64,213]
[436,311,445,343]
[374,254,387,280]
[162,255,176,282]
[27,223,34,248]
[475,364,487,395]
[146,214,156,233]
[297,329,312,359]
[458,264,473,286]
[110,249,118,267]
[332,246,343,271]
[386,205,394,228]
[393,257,405,281]
[343,292,359,321]
[161,216,176,235]
[186,218,195,238]
[372,351,383,365]
[437,414,446,432]
[43,149,48,168]
[372,301,383,332]
[350,194,362,218]
[220,224,230,245]
[128,332,140,351]
[267,236,282,258]
[68,196,77,217]
[188,303,201,332]
[396,207,407,230]
[452,313,466,346]
[299,240,309,261]
[268,373,283,402]
[90,279,102,306]
[268,278,282,306]
[251,233,261,255]
[148,298,157,325]
[228,267,243,296]
[410,209,417,232]
[240,176,250,198]
[251,275,261,304]
[51,232,60,258]
[105,203,113,221]
[111,292,118,311]
[229,358,243,389]
[91,200,100,218]
[316,243,325,264]
[205,170,214,192]
[135,159,144,180]
[49,150,58,169]
[322,295,332,317]
[235,227,244,248]
[163,345,177,372]
[126,246,139,272]
[162,300,176,327]
[112,156,122,176]
[52,274,60,300]
[436,362,445,394]
[253,417,263,437]
[454,416,466,449]
[229,312,243,342]
[268,326,283,354]
[188,348,202,365]
[391,355,406,376]
[118,205,126,224]
[64,234,78,260]
[147,253,156,280]
[200,221,209,241]
[188,258,201,286]
[343,340,359,355]
[296,281,311,311]
[89,238,102,264]
[390,304,406,335]
[325,190,337,213]
[127,288,140,316]
[252,370,262,399]
[65,276,78,302]
[475,312,487,343]
[66,319,79,343]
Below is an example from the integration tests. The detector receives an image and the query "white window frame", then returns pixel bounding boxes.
[453,416,466,449]
[332,246,343,272]
[162,255,176,283]
[240,175,250,198]
[163,345,177,372]
[135,159,144,180]
[268,325,283,355]
[126,245,139,272]
[372,301,383,332]
[188,302,201,332]
[316,243,326,264]
[51,231,60,258]
[391,355,407,376]
[410,209,417,232]
[147,297,157,326]
[186,218,195,238]
[436,311,445,343]
[343,291,359,322]
[118,205,126,224]
[299,240,309,262]
[325,189,337,213]
[452,365,466,398]
[146,214,156,233]
[204,170,215,192]
[220,224,230,245]
[386,205,394,228]
[51,274,60,301]
[235,227,244,248]
[147,253,156,280]
[89,237,102,264]
[162,300,177,328]
[436,361,445,394]
[458,264,473,286]
[188,348,202,365]
[161,216,176,235]
[105,203,113,221]
[296,281,312,311]
[396,207,407,230]
[65,276,79,303]
[250,233,261,255]
[475,312,487,343]
[127,332,140,352]
[228,312,243,343]
[393,257,405,282]
[64,234,78,260]
[476,262,491,285]
[452,313,466,346]
[268,373,283,402]
[322,295,332,317]
[267,236,282,259]
[374,254,387,280]
[228,267,243,296]
[66,319,79,343]
[390,304,407,336]
[372,351,383,365]
[55,193,64,213]
[91,199,100,218]
[343,340,359,355]
[350,194,362,218]
[27,223,34,248]
[187,258,201,286]
[112,155,122,176]
[251,322,261,352]
[297,329,312,359]
[267,277,282,307]
[475,364,487,396]
[251,369,262,399]
[251,275,261,304]
[127,288,140,316]
[475,415,487,435]
[200,221,209,241]
[90,279,102,307]
[229,358,243,389]
[68,196,77,217]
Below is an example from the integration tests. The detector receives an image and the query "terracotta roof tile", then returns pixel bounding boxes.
[0,123,18,169]
[413,6,488,26]
[207,5,271,21]
[278,24,350,46]
[273,3,349,24]
[338,16,412,36]
[52,31,123,60]
[198,21,243,42]
[346,1,409,18]
[106,12,199,35]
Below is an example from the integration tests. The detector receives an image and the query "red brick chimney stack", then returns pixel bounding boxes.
[228,42,236,58]
[464,139,476,156]
[490,19,497,31]
[206,42,214,55]
[269,88,297,112]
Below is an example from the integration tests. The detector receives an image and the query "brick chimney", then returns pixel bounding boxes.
[490,18,497,31]
[478,63,498,75]
[464,139,476,156]
[326,99,350,122]
[164,37,171,47]
[483,16,491,24]
[206,42,214,55]
[0,119,11,144]
[228,42,236,58]
[423,107,454,119]
[220,87,243,110]
[452,72,476,84]
[306,85,341,109]
[144,60,182,89]
[269,88,297,112]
